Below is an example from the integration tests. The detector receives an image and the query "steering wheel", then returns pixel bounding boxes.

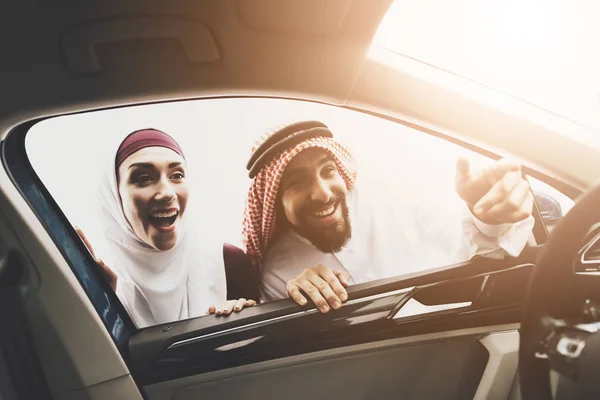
[520,182,600,399]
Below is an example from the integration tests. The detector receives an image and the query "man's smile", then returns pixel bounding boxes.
[309,202,337,218]
[303,201,342,227]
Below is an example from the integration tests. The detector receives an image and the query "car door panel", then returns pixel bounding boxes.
[128,250,537,399]
[143,325,519,400]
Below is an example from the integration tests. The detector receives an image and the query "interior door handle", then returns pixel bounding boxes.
[60,16,220,74]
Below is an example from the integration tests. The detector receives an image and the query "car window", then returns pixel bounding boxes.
[527,176,574,232]
[25,97,538,327]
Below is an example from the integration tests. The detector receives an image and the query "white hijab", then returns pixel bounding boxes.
[96,133,226,328]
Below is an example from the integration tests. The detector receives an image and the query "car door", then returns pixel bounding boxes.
[9,97,576,400]
[130,252,539,400]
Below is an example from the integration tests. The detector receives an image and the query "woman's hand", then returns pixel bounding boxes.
[75,227,118,291]
[207,298,257,316]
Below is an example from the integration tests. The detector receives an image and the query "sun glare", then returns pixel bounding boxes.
[370,0,600,131]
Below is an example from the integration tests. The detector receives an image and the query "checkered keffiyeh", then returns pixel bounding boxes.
[242,134,356,268]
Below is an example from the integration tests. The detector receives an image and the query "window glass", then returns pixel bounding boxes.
[527,176,575,232]
[26,98,537,327]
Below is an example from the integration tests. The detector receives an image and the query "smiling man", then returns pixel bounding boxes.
[243,121,535,313]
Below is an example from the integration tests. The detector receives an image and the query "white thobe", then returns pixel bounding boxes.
[261,178,534,301]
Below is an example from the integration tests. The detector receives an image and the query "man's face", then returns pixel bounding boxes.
[279,148,351,252]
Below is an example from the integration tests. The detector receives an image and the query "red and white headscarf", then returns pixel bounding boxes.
[242,122,356,267]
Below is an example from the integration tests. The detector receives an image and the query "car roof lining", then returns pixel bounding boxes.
[0,0,597,191]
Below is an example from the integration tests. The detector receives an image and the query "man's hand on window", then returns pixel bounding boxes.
[286,264,350,313]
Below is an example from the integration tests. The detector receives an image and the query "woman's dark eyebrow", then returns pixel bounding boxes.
[128,162,154,170]
[128,161,182,170]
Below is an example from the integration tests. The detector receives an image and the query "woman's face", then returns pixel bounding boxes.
[117,146,188,251]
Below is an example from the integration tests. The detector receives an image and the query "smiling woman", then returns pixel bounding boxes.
[77,128,256,328]
[115,131,188,251]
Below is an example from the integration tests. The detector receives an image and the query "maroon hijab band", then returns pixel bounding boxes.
[116,129,185,169]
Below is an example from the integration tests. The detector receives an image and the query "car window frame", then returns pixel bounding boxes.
[3,97,581,366]
[2,119,137,354]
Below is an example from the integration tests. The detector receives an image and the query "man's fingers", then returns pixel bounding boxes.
[287,281,308,306]
[521,189,535,220]
[482,182,533,223]
[295,277,331,313]
[473,171,521,215]
[309,274,343,309]
[455,157,471,186]
[287,265,350,312]
[245,299,257,307]
[484,180,529,218]
[207,305,216,315]
[333,270,351,289]
[483,159,521,184]
[316,267,347,303]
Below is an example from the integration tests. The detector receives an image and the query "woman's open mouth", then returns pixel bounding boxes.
[149,209,178,232]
